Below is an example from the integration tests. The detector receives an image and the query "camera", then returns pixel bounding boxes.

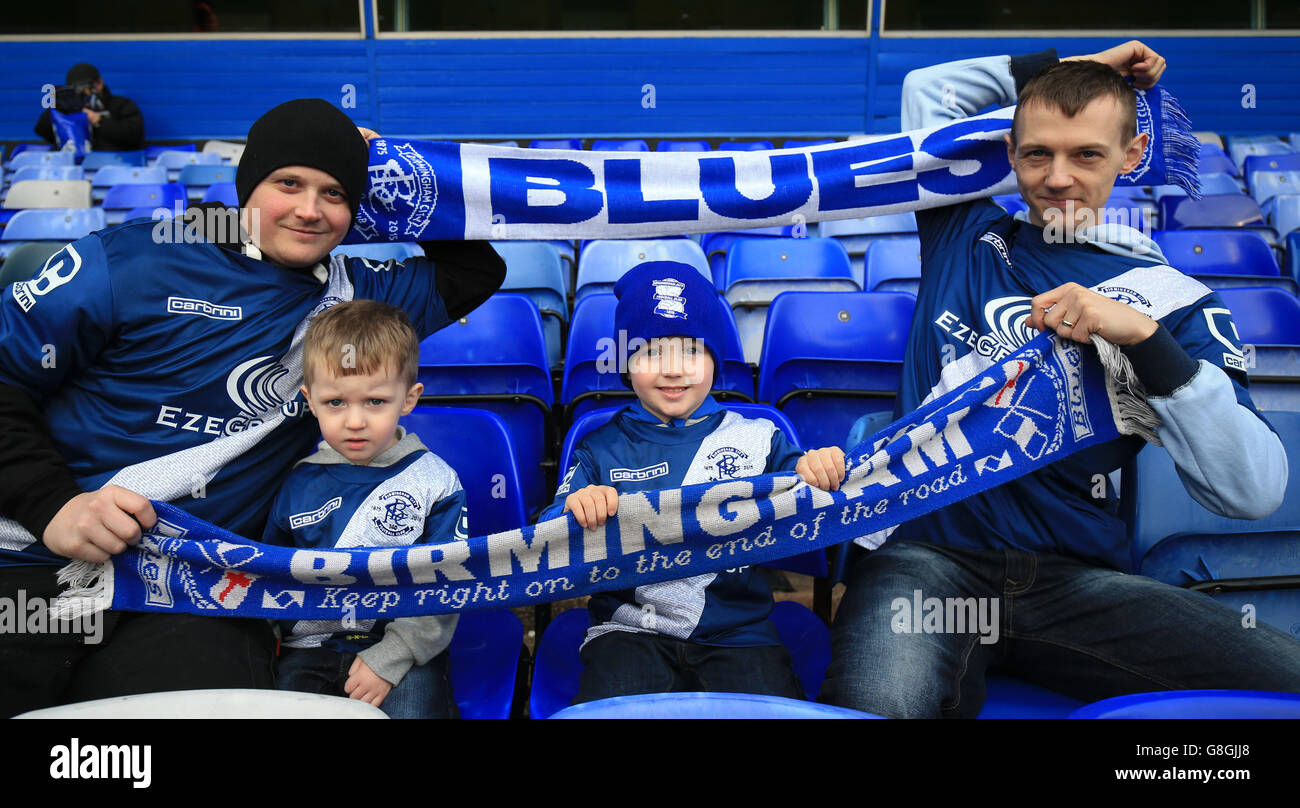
[54,84,88,114]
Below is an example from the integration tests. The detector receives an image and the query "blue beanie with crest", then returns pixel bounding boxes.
[613,260,726,385]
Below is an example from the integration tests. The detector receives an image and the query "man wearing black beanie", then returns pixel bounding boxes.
[0,99,505,715]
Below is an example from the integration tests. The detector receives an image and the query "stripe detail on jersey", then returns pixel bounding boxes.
[286,451,462,648]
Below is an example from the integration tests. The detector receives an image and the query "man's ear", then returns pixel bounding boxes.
[1004,131,1018,168]
[401,382,424,415]
[1119,131,1150,176]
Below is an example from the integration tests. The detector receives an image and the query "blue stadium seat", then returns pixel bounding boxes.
[1249,170,1300,206]
[6,144,51,160]
[590,139,649,151]
[81,150,146,170]
[1158,193,1265,229]
[1197,142,1238,177]
[701,226,799,289]
[575,238,710,302]
[202,182,238,206]
[718,141,775,151]
[90,165,167,201]
[491,241,569,368]
[1071,690,1300,719]
[9,166,83,184]
[152,150,222,182]
[1215,288,1300,411]
[561,294,635,419]
[821,214,917,285]
[1288,232,1300,286]
[862,235,922,294]
[724,238,859,364]
[1120,410,1300,638]
[529,601,831,719]
[101,183,188,224]
[1108,183,1152,200]
[146,143,196,161]
[757,291,913,454]
[560,291,753,420]
[655,140,710,152]
[2,180,91,210]
[1101,193,1156,230]
[1153,229,1288,292]
[448,609,525,719]
[0,208,106,242]
[414,296,553,516]
[978,675,1087,718]
[1153,172,1242,199]
[178,164,237,200]
[6,151,74,171]
[329,242,424,262]
[1243,152,1300,185]
[1227,135,1291,173]
[529,139,582,150]
[399,406,529,535]
[550,693,877,718]
[1264,194,1300,240]
[555,402,821,576]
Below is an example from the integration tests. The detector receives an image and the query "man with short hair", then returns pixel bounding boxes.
[819,42,1300,718]
[0,99,504,716]
[35,63,145,152]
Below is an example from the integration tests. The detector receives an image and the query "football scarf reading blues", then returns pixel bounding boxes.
[54,332,1159,622]
[344,86,1196,244]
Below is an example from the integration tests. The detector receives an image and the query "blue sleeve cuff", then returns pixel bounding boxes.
[1010,49,1058,93]
[1120,323,1200,397]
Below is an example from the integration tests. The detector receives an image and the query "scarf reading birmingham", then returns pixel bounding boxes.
[54,88,1195,622]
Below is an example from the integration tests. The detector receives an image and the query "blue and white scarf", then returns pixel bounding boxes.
[54,333,1158,622]
[344,86,1196,243]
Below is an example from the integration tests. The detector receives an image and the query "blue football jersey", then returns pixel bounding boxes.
[888,200,1264,570]
[0,221,453,564]
[540,399,805,647]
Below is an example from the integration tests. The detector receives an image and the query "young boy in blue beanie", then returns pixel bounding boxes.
[539,261,847,703]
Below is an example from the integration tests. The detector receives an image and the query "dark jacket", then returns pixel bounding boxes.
[34,84,145,152]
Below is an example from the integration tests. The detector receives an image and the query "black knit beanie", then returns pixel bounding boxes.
[236,99,368,221]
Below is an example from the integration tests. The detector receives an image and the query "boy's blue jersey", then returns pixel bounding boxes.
[540,399,805,647]
[262,434,468,652]
[0,220,453,564]
[890,200,1263,570]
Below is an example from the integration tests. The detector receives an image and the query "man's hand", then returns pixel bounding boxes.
[345,656,393,707]
[1065,41,1166,89]
[797,447,847,492]
[83,108,102,127]
[563,485,619,529]
[42,486,157,563]
[358,127,379,143]
[1029,282,1158,346]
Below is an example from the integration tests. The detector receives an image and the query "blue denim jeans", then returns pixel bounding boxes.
[277,646,458,719]
[819,541,1300,718]
[574,630,806,705]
